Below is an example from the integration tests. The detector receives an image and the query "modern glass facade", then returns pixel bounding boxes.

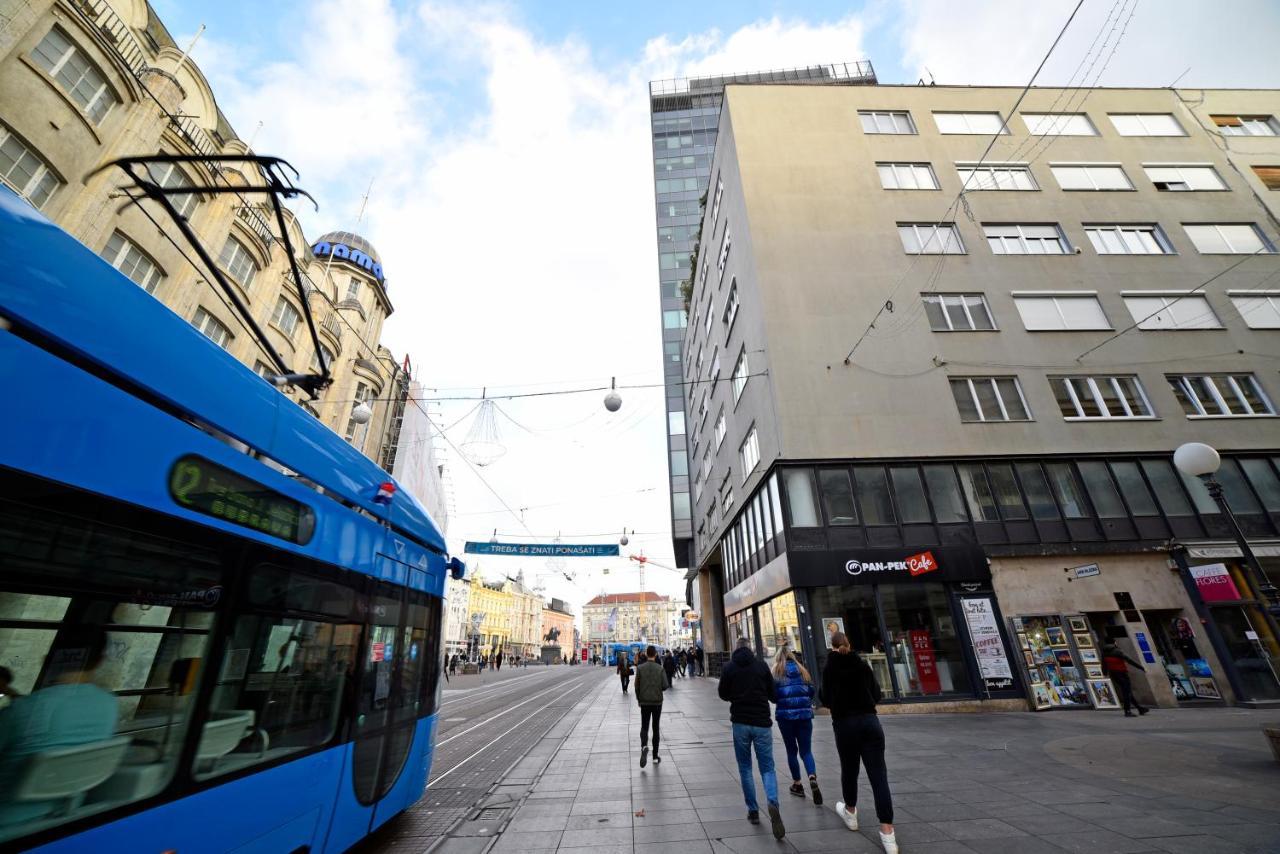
[647,63,876,569]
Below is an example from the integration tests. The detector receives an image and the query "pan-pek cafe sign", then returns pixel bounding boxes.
[789,545,990,589]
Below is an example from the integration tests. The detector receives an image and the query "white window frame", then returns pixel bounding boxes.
[956,163,1037,191]
[1012,293,1111,331]
[859,110,916,135]
[1050,163,1134,191]
[1228,290,1280,329]
[102,231,164,294]
[1085,224,1174,255]
[219,236,259,287]
[1021,113,1098,136]
[714,409,727,449]
[710,175,724,230]
[1213,115,1279,137]
[271,296,302,338]
[1167,374,1275,418]
[922,293,996,331]
[1121,291,1222,330]
[147,161,199,217]
[345,382,373,446]
[722,278,740,334]
[346,278,362,300]
[1109,113,1186,137]
[31,27,119,124]
[933,112,1009,135]
[876,162,939,190]
[739,427,760,482]
[192,307,233,350]
[731,348,749,402]
[0,123,61,209]
[1182,223,1274,255]
[984,224,1071,255]
[898,223,965,255]
[1051,375,1155,420]
[1142,163,1227,192]
[717,230,732,283]
[949,376,1032,422]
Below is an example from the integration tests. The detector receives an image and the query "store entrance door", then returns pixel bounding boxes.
[1212,605,1280,702]
[1142,609,1223,702]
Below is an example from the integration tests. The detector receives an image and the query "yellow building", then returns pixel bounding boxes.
[464,568,544,661]
[0,0,410,466]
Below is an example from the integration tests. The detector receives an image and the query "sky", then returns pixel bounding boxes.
[149,0,1280,617]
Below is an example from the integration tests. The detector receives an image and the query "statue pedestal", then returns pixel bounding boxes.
[462,663,479,674]
[540,644,562,665]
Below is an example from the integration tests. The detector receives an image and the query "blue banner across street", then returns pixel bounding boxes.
[463,541,620,557]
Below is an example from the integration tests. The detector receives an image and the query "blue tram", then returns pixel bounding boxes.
[0,188,456,852]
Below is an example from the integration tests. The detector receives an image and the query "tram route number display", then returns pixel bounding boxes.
[169,455,315,544]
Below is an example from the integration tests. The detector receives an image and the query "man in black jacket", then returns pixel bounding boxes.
[718,637,784,839]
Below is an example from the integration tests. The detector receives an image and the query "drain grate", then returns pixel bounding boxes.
[473,807,511,822]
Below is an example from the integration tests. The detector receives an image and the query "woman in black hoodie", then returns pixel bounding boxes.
[819,632,896,854]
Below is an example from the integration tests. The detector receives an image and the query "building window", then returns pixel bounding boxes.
[722,279,740,333]
[1143,164,1227,191]
[922,293,995,331]
[662,309,687,329]
[898,223,964,254]
[345,382,372,444]
[739,428,760,482]
[949,377,1031,422]
[1229,290,1280,329]
[1013,294,1110,330]
[146,161,199,217]
[671,450,688,477]
[101,231,164,294]
[984,224,1070,254]
[1167,374,1274,417]
[1050,376,1154,419]
[859,110,916,134]
[876,162,938,190]
[312,345,334,374]
[346,278,362,300]
[1050,164,1133,190]
[1109,113,1185,136]
[1252,165,1280,190]
[252,361,276,382]
[956,163,1037,191]
[31,27,120,124]
[669,411,685,436]
[933,112,1008,135]
[710,175,724,230]
[1212,115,1279,137]
[1122,292,1221,329]
[717,231,732,282]
[732,349,749,401]
[219,236,259,287]
[1182,223,1273,254]
[721,475,734,511]
[192,307,233,349]
[270,296,302,337]
[1085,224,1174,255]
[0,123,61,209]
[709,347,720,382]
[1021,113,1098,135]
[655,176,698,194]
[713,409,727,449]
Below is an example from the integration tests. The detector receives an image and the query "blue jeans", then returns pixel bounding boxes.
[731,723,778,812]
[776,717,816,781]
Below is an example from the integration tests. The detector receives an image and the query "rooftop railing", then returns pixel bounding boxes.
[649,61,875,98]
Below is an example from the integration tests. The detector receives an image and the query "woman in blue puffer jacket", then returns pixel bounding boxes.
[772,647,822,804]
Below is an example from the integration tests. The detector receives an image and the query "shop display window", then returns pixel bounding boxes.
[879,583,972,697]
[808,585,891,696]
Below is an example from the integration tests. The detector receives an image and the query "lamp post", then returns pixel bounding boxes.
[1174,443,1280,626]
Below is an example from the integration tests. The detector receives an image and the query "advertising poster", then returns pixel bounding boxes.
[823,618,846,649]
[1189,564,1242,603]
[961,598,1014,690]
[909,629,941,694]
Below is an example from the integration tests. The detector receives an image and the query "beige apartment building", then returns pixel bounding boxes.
[582,591,684,657]
[0,0,414,468]
[677,83,1280,710]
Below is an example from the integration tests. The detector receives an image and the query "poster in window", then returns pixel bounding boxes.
[822,618,845,649]
[909,629,942,694]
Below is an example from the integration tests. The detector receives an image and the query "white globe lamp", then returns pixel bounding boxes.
[1173,442,1220,478]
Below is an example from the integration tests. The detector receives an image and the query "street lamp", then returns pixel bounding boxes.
[1174,442,1280,617]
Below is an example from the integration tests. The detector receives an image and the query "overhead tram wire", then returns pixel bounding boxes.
[841,0,1087,366]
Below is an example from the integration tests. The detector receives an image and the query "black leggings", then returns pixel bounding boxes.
[640,704,662,754]
[832,714,893,825]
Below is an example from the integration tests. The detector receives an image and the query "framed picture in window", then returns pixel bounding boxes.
[1067,615,1089,633]
[1023,650,1036,669]
[1192,677,1221,700]
[1017,632,1031,650]
[1073,633,1094,649]
[1084,664,1104,679]
[1046,627,1067,647]
[822,618,845,649]
[1079,648,1100,664]
[1087,679,1120,709]
[1031,682,1053,710]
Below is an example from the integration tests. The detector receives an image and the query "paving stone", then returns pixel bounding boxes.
[636,841,715,854]
[558,825,634,847]
[563,812,633,830]
[633,821,709,843]
[490,829,561,851]
[1147,834,1276,854]
[936,817,1030,840]
[1042,829,1160,853]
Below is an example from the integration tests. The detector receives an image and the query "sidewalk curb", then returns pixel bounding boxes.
[425,673,608,853]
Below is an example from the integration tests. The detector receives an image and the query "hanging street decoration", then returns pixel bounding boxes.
[460,397,506,466]
[464,541,620,557]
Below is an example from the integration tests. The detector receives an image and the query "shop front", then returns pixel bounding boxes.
[723,545,1024,709]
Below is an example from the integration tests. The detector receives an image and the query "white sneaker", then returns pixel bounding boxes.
[879,829,898,853]
[835,801,858,831]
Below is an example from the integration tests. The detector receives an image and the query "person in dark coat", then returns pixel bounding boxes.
[1101,641,1149,717]
[616,653,633,694]
[718,637,784,840]
[820,632,896,854]
[695,645,705,676]
[662,650,678,688]
[772,647,821,804]
[634,646,668,767]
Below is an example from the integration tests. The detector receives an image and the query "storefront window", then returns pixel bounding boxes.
[808,585,890,696]
[1212,604,1280,701]
[784,469,820,527]
[890,466,930,523]
[758,600,779,661]
[769,592,802,656]
[818,468,857,525]
[879,583,972,696]
[854,465,895,525]
[768,474,785,534]
[727,610,754,649]
[923,465,968,523]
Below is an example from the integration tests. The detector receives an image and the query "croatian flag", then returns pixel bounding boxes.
[374,482,396,505]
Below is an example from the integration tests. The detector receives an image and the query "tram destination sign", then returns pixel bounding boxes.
[464,542,619,557]
[169,455,315,544]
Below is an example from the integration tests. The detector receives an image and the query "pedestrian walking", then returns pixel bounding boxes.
[478,655,486,674]
[695,646,704,677]
[772,647,822,805]
[820,632,896,854]
[662,649,677,688]
[495,650,504,671]
[1101,640,1150,717]
[634,645,668,767]
[718,637,785,840]
[675,650,686,678]
[617,653,633,694]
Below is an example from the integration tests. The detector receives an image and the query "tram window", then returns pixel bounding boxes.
[0,495,223,844]
[195,570,360,782]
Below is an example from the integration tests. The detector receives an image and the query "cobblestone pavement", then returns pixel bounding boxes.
[427,667,1280,854]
